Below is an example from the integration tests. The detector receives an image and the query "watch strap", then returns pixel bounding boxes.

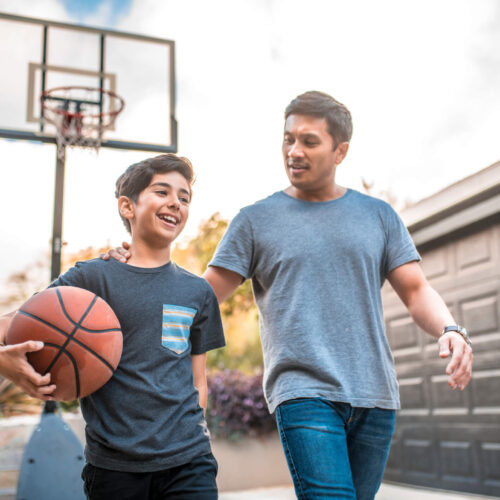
[441,325,472,347]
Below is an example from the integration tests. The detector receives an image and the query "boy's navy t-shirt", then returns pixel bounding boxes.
[51,258,225,473]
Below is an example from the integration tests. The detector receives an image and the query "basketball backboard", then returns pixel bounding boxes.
[0,12,176,153]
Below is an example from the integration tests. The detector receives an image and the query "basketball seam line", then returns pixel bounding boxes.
[19,312,116,374]
[54,288,120,333]
[43,290,101,387]
[43,341,81,399]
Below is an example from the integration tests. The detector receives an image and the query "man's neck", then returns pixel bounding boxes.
[285,183,347,202]
[127,240,171,268]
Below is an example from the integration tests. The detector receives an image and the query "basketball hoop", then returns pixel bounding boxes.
[41,86,125,159]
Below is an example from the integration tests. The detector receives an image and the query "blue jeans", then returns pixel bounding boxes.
[275,398,395,500]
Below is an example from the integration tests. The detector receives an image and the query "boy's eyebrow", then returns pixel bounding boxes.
[150,182,191,198]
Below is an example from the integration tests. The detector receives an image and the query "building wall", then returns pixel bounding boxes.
[382,220,500,496]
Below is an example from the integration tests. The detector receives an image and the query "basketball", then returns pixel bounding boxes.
[5,286,123,401]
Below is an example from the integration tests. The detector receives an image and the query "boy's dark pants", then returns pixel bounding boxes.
[82,453,218,500]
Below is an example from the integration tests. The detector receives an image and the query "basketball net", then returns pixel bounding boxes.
[41,86,125,160]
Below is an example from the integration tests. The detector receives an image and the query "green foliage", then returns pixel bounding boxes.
[173,213,263,372]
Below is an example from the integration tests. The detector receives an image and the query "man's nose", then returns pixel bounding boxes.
[288,142,304,157]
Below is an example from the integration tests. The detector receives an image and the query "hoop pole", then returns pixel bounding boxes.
[50,144,66,280]
[40,25,48,134]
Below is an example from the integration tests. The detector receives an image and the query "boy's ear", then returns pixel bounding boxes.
[118,196,135,221]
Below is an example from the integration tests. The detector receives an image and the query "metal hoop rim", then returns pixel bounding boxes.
[41,86,125,119]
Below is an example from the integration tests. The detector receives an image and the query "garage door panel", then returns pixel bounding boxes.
[384,223,500,496]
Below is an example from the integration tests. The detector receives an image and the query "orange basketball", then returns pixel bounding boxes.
[6,286,123,401]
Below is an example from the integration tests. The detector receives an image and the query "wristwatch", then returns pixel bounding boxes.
[441,325,472,347]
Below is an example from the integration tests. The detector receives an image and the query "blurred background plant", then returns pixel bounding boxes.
[206,370,276,440]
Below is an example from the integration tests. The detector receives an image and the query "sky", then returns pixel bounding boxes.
[0,0,499,294]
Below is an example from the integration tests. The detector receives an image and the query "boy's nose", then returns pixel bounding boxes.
[168,197,180,209]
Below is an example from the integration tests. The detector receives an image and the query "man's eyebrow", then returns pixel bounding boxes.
[299,132,321,138]
[150,182,191,198]
[283,130,320,138]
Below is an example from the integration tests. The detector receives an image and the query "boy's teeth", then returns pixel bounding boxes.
[160,215,177,224]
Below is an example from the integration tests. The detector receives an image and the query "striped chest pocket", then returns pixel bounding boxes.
[162,305,197,354]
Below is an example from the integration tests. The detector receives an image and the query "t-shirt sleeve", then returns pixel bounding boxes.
[190,284,225,355]
[382,206,421,276]
[49,261,88,289]
[208,210,254,280]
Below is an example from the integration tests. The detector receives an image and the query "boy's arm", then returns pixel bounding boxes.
[0,312,56,400]
[191,353,208,412]
[388,261,473,391]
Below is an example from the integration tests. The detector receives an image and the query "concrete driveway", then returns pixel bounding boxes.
[220,482,491,499]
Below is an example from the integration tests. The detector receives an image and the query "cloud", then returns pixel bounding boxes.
[0,0,499,290]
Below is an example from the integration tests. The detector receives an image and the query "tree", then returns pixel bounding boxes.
[172,213,263,372]
[361,177,413,211]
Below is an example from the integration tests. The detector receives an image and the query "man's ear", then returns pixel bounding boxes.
[118,196,135,222]
[334,141,349,166]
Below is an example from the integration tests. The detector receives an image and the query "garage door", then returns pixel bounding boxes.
[383,224,500,497]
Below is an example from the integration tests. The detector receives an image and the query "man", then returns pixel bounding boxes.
[109,91,473,499]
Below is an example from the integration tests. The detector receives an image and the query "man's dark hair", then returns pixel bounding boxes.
[285,91,353,148]
[115,153,195,233]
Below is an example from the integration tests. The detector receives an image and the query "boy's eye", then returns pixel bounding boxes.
[180,196,190,204]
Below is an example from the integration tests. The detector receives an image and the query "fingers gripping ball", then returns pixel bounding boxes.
[5,286,123,401]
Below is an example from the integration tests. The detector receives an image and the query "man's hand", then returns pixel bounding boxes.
[438,332,473,390]
[100,241,131,263]
[0,341,56,400]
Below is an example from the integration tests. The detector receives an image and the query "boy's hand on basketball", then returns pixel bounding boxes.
[438,333,473,391]
[100,241,131,263]
[0,341,56,400]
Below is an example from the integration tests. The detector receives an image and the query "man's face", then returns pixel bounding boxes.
[282,114,347,195]
[129,171,190,247]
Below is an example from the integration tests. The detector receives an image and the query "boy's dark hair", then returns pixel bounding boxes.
[115,153,195,233]
[285,91,353,148]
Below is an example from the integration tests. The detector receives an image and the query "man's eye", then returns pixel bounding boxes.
[305,141,318,147]
[283,136,294,144]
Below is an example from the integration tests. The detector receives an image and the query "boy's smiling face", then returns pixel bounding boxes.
[126,171,191,247]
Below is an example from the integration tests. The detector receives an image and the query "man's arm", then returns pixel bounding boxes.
[388,261,473,391]
[0,311,56,400]
[202,266,244,303]
[192,353,208,412]
[100,241,131,263]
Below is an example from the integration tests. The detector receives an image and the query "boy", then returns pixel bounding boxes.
[0,154,225,500]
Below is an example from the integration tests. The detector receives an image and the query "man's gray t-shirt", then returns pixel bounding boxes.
[209,189,419,412]
[51,258,225,472]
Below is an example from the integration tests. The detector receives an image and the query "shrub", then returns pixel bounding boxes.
[207,370,276,441]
